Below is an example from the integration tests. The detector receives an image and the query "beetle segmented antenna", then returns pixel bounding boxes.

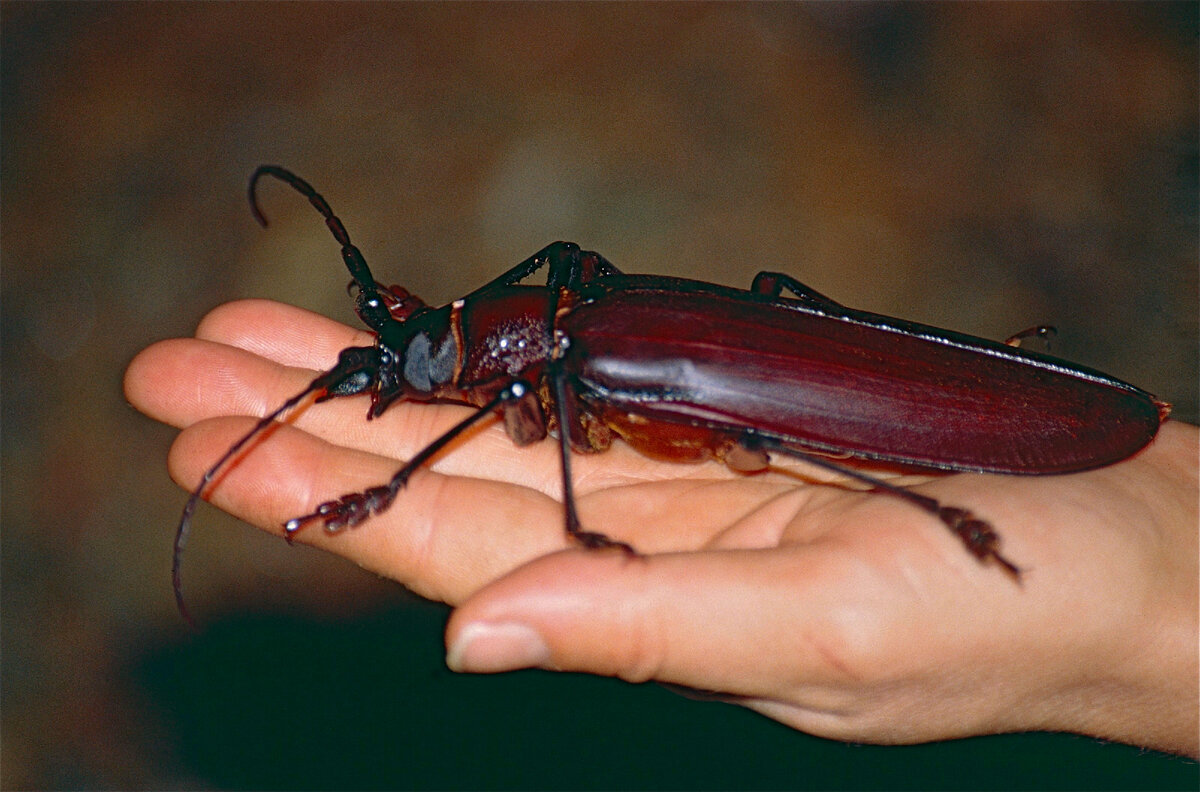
[174,345,381,626]
[173,384,323,627]
[249,166,394,332]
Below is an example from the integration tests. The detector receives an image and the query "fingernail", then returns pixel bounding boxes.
[446,621,551,673]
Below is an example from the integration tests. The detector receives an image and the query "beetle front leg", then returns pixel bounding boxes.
[459,242,624,306]
[282,380,537,540]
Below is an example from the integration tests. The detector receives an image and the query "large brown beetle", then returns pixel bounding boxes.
[173,166,1169,623]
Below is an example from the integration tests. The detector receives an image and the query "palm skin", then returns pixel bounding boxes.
[125,299,1198,757]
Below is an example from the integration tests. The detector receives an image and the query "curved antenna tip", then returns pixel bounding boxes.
[248,165,289,228]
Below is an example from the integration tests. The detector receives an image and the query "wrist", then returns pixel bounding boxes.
[1055,422,1198,757]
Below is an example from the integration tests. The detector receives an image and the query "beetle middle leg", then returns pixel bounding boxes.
[751,271,847,313]
[741,434,1021,579]
[549,362,635,553]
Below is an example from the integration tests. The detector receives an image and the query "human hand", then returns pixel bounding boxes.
[125,299,1199,758]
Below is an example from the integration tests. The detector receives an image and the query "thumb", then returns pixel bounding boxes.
[444,546,847,696]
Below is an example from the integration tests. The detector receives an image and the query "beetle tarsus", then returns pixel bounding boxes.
[281,383,531,542]
[570,527,636,554]
[747,437,1024,579]
[284,483,405,540]
[936,506,1022,580]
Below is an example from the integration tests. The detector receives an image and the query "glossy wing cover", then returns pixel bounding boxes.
[560,277,1167,474]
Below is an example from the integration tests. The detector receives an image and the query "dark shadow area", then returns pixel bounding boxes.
[128,603,1197,791]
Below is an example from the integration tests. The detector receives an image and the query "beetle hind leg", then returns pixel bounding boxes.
[742,436,1022,580]
[750,271,846,312]
[934,506,1022,578]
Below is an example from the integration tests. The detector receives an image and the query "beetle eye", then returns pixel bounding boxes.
[401,331,457,393]
[403,332,434,392]
[429,334,457,386]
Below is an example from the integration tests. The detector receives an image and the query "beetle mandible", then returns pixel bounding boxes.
[173,165,1170,624]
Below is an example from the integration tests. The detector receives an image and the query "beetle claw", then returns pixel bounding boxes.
[570,529,636,554]
[937,506,1022,580]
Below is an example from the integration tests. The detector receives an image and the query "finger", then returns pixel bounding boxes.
[126,337,590,496]
[126,337,306,428]
[169,418,569,604]
[442,515,1047,740]
[443,546,904,695]
[194,299,374,369]
[441,544,1031,746]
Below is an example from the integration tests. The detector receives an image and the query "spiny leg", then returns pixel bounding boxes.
[283,380,536,539]
[745,435,1021,579]
[550,365,634,553]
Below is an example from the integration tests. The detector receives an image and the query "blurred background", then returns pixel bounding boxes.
[2,3,1196,789]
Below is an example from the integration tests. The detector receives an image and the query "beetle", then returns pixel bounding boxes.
[173,165,1170,624]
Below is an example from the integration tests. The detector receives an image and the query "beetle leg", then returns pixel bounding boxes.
[742,436,1022,580]
[550,363,634,553]
[750,271,847,313]
[577,249,623,282]
[459,242,580,299]
[459,242,624,305]
[282,380,536,539]
[724,441,770,473]
[1005,325,1056,351]
[502,381,547,446]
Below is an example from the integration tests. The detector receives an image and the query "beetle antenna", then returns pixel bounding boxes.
[174,345,382,627]
[248,166,394,331]
[173,384,324,627]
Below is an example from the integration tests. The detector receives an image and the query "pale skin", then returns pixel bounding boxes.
[125,299,1199,758]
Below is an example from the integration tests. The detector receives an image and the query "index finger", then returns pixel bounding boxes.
[195,299,374,370]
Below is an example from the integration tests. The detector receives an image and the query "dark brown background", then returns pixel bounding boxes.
[2,3,1196,789]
